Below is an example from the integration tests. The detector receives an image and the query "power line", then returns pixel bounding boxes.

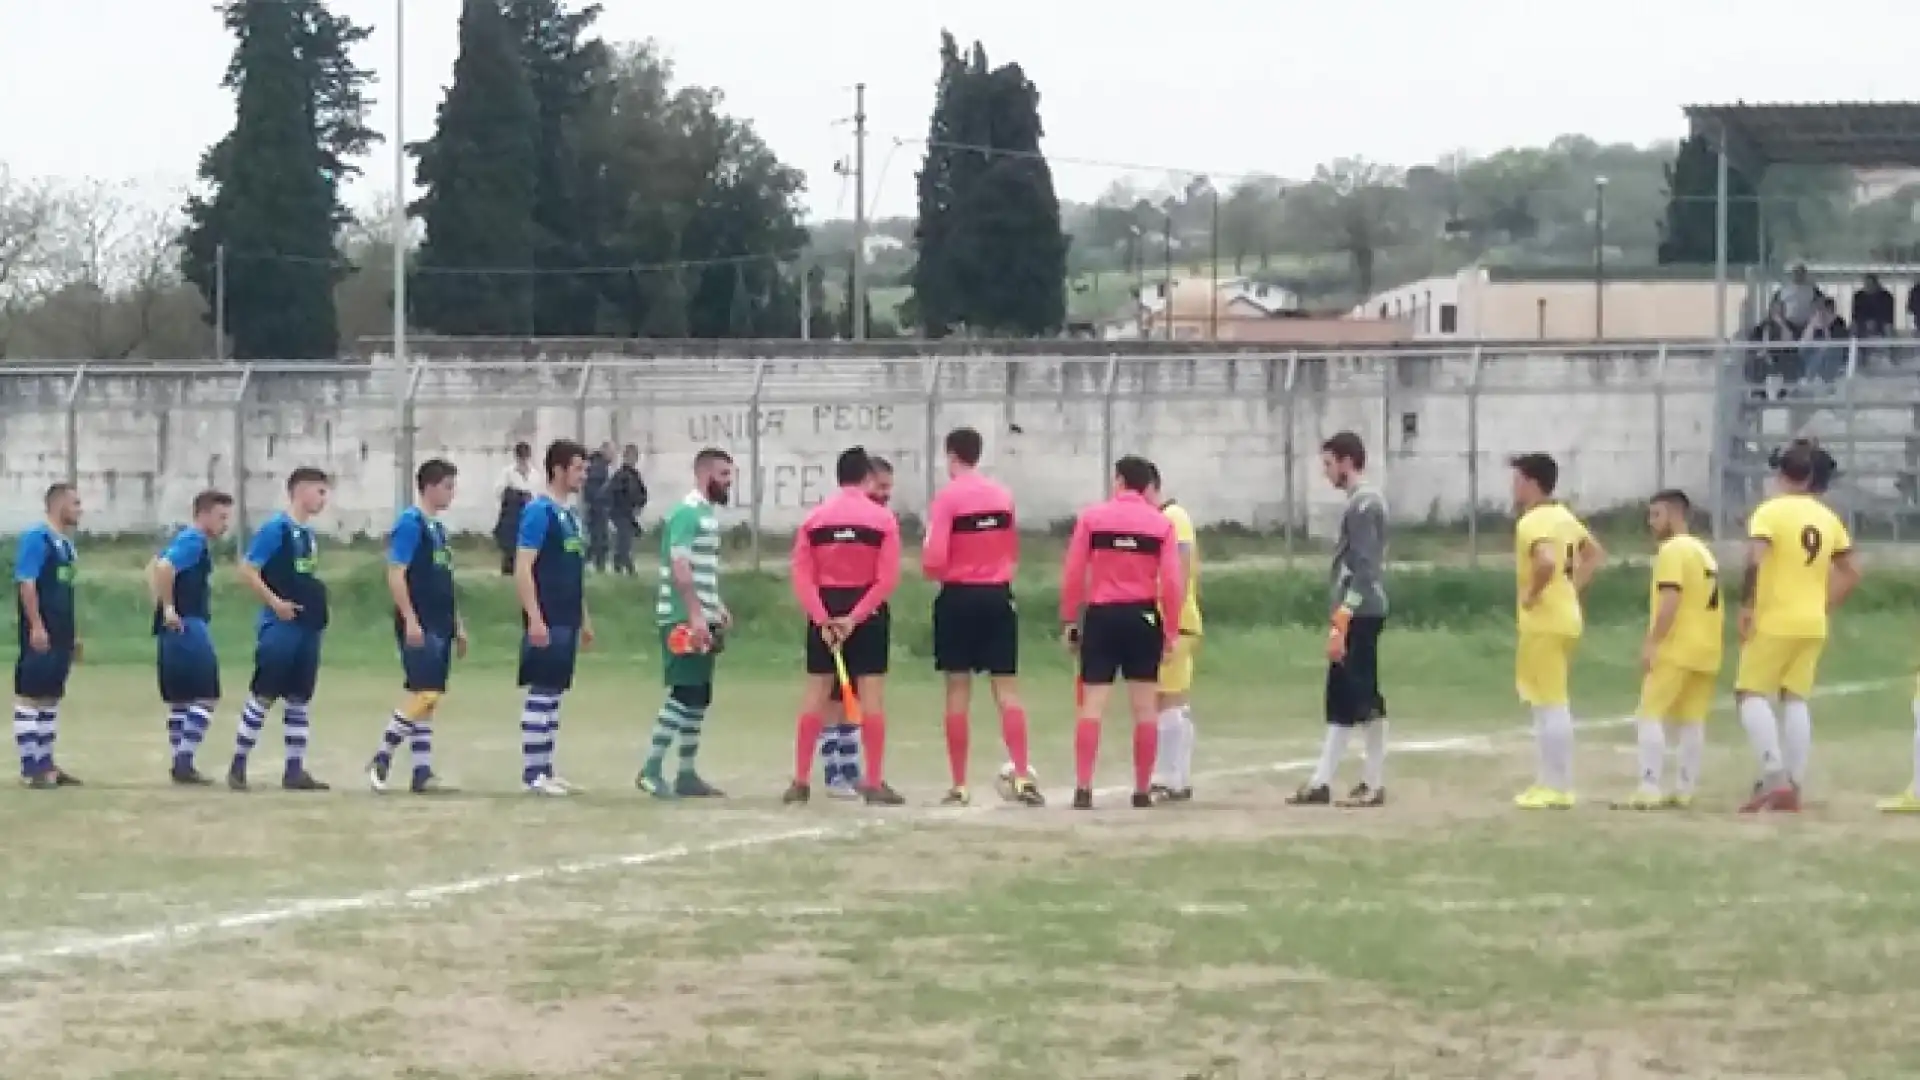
[221,248,807,275]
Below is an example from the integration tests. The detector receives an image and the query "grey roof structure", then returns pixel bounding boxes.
[1684,101,1920,168]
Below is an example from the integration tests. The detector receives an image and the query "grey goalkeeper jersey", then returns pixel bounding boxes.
[1330,483,1388,616]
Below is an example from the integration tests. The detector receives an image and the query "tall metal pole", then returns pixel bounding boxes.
[1593,175,1607,339]
[391,0,411,513]
[214,243,227,361]
[851,82,868,341]
[1209,189,1220,340]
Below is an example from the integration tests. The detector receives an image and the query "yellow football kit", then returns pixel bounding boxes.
[1637,534,1723,723]
[1158,503,1201,694]
[1513,503,1592,708]
[1734,494,1850,699]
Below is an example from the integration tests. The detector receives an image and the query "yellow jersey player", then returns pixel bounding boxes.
[1736,441,1858,813]
[1509,453,1606,809]
[1144,464,1200,802]
[1615,490,1721,810]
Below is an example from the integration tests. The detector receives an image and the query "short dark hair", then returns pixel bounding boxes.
[623,443,640,457]
[1115,455,1154,493]
[944,426,984,466]
[1650,488,1690,512]
[1322,431,1366,470]
[512,441,532,459]
[836,446,872,486]
[694,447,731,468]
[43,483,74,509]
[544,439,586,480]
[1775,440,1817,483]
[869,455,893,474]
[1508,453,1558,496]
[286,466,330,492]
[192,489,234,516]
[416,458,458,491]
[1144,461,1161,489]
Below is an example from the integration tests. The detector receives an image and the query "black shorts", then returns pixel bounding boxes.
[805,588,890,679]
[1078,601,1163,685]
[1325,615,1387,726]
[932,583,1018,676]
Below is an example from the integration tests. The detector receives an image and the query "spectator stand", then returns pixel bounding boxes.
[1685,101,1920,541]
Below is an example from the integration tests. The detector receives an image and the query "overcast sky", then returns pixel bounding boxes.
[0,0,1907,222]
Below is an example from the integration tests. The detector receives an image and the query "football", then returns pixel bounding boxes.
[994,761,1032,801]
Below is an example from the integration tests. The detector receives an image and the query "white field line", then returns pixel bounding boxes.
[0,678,1898,973]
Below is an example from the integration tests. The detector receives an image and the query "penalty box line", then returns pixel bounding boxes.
[0,677,1897,973]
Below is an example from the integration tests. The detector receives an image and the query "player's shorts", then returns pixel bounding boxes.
[660,623,719,688]
[1515,631,1577,707]
[1735,634,1824,699]
[805,588,889,679]
[398,629,455,693]
[1637,663,1717,723]
[1158,633,1199,694]
[1079,601,1163,685]
[1326,614,1387,726]
[932,583,1018,676]
[518,625,580,692]
[157,618,221,703]
[15,646,73,701]
[250,621,323,702]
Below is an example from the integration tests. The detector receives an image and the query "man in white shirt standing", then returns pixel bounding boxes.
[494,441,538,576]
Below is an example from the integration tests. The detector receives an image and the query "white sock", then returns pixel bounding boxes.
[1634,719,1665,792]
[1542,705,1576,791]
[1738,695,1785,778]
[1781,698,1812,787]
[1174,706,1196,787]
[1911,700,1920,795]
[1673,722,1704,796]
[1154,708,1183,786]
[1311,725,1352,788]
[1361,719,1387,789]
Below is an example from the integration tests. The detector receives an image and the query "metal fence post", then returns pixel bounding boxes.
[1282,350,1299,558]
[1652,343,1669,497]
[572,359,594,445]
[1843,337,1860,537]
[1465,345,1483,566]
[1098,353,1120,496]
[398,360,424,523]
[233,364,254,552]
[922,355,944,520]
[747,358,769,570]
[62,365,86,490]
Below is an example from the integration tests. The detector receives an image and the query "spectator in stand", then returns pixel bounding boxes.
[1773,264,1823,335]
[583,441,615,572]
[1802,296,1850,385]
[609,444,649,576]
[1908,280,1920,333]
[494,441,538,575]
[1748,297,1801,396]
[1853,274,1896,338]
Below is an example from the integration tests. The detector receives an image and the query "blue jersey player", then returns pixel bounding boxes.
[515,439,594,796]
[149,490,235,785]
[13,483,84,789]
[367,459,467,794]
[228,467,332,792]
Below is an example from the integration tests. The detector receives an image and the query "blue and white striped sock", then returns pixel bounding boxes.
[374,713,411,767]
[836,724,862,787]
[167,705,186,755]
[179,702,213,764]
[234,696,270,762]
[36,706,58,773]
[13,703,38,778]
[521,691,559,785]
[283,698,311,775]
[409,722,434,782]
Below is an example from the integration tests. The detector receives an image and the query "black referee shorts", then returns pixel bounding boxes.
[1078,601,1162,685]
[932,583,1018,676]
[1325,614,1387,727]
[805,587,890,679]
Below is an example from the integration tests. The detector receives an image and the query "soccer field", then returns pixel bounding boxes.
[6,551,1920,1079]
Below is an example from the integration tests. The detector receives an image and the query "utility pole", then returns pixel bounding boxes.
[1593,175,1608,340]
[851,82,868,341]
[391,0,413,515]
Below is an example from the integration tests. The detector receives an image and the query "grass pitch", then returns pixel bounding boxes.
[4,553,1920,1078]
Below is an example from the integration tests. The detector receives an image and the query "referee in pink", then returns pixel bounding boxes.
[922,426,1041,807]
[1059,455,1185,810]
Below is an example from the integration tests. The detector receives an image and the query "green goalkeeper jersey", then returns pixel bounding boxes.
[656,491,722,625]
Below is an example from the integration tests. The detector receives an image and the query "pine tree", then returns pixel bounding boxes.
[955,61,1067,335]
[180,0,376,359]
[907,32,968,337]
[1658,134,1758,265]
[410,0,540,335]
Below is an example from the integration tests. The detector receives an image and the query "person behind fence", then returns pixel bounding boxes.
[1748,297,1801,394]
[584,441,616,573]
[610,443,649,576]
[495,441,537,576]
[1802,297,1849,384]
[1853,273,1896,338]
[1773,264,1822,335]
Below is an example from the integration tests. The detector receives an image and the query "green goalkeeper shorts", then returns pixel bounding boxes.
[660,623,719,688]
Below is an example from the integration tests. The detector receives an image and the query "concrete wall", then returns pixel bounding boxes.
[0,345,1722,541]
